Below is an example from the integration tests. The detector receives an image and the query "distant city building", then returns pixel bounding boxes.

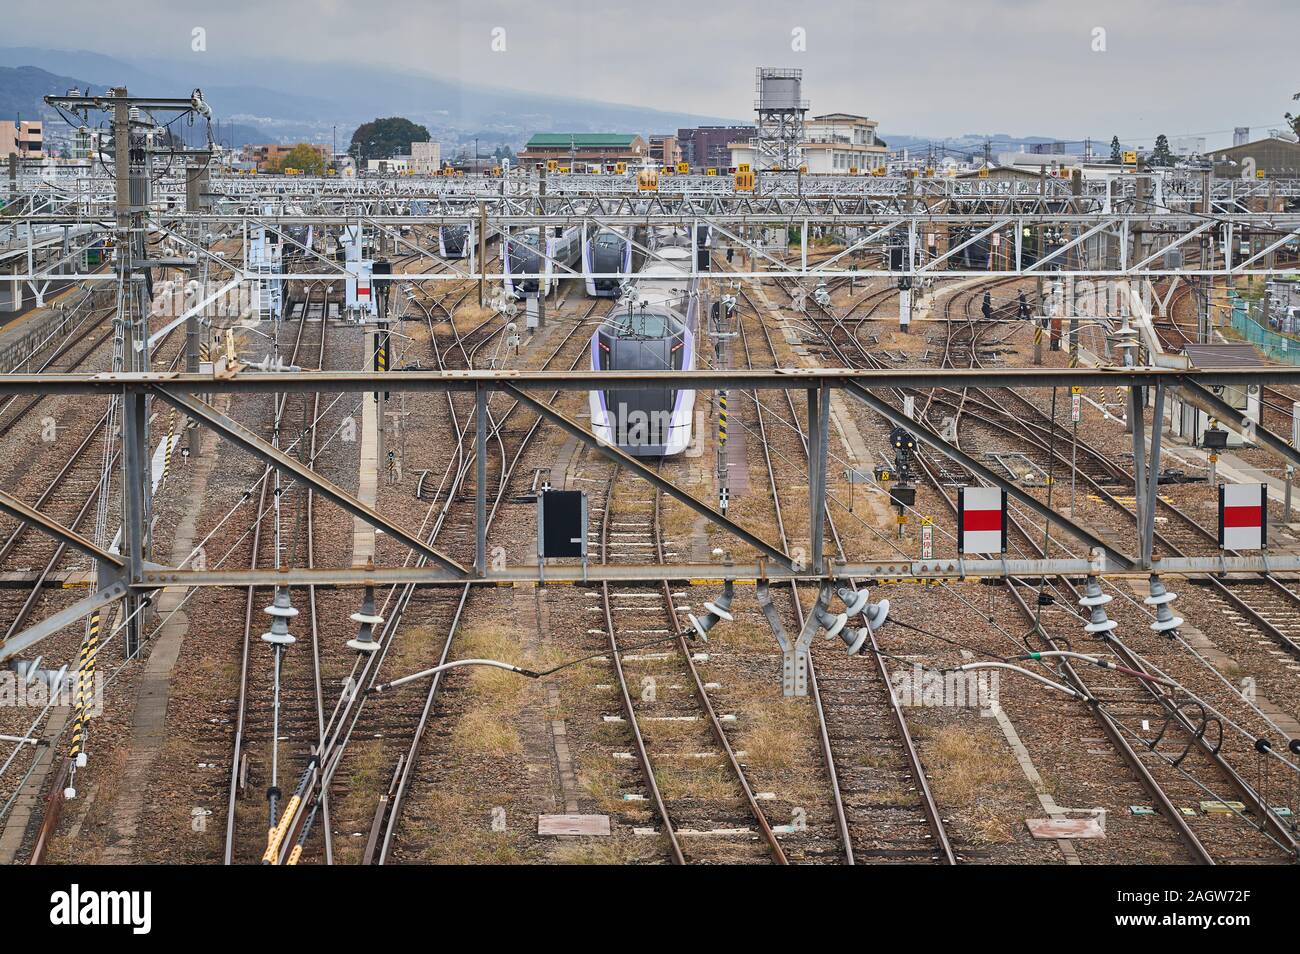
[367,156,410,174]
[1234,127,1251,147]
[997,151,1080,172]
[518,133,647,168]
[241,142,329,170]
[71,127,94,160]
[800,114,888,173]
[1210,137,1300,178]
[410,141,442,174]
[728,113,886,173]
[677,125,755,171]
[648,135,681,168]
[1173,136,1207,156]
[0,121,43,159]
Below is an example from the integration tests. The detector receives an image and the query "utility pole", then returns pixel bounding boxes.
[536,165,547,330]
[1200,168,1212,343]
[113,89,147,658]
[711,296,736,516]
[1068,170,1082,367]
[45,86,213,659]
[478,201,488,308]
[184,153,208,459]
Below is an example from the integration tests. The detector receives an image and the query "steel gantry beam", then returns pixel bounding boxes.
[841,379,1136,569]
[0,582,127,665]
[3,366,1300,398]
[500,384,796,568]
[6,210,1300,283]
[151,387,469,576]
[126,554,1300,588]
[8,168,1300,212]
[1178,378,1300,474]
[0,487,124,570]
[4,364,1300,665]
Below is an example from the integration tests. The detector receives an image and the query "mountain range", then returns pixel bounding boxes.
[0,47,742,153]
[0,47,1126,158]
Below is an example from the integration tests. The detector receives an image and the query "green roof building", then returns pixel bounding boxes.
[518,133,648,169]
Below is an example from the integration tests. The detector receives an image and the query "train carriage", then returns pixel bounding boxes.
[589,238,698,456]
[503,225,583,296]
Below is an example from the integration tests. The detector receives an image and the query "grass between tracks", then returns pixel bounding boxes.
[922,723,1020,845]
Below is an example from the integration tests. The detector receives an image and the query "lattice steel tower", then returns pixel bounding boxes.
[752,68,807,171]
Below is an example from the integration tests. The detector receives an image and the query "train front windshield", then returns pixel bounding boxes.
[607,310,674,340]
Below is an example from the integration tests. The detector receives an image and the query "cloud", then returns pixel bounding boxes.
[5,0,1296,143]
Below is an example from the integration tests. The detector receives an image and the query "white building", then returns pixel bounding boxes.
[800,114,887,173]
[411,141,442,174]
[367,156,410,174]
[729,112,887,173]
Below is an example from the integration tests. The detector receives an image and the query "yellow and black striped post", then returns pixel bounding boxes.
[161,409,177,485]
[68,611,101,764]
[374,325,390,401]
[719,390,728,448]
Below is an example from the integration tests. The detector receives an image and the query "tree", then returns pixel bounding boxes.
[1151,134,1174,166]
[273,143,325,175]
[1109,135,1122,163]
[1286,90,1300,138]
[347,117,431,161]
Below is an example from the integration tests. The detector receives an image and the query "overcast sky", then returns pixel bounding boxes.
[8,0,1298,145]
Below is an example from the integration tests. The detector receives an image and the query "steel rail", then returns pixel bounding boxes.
[745,279,957,863]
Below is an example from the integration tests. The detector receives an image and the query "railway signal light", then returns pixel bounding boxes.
[261,587,297,645]
[347,584,384,653]
[1144,575,1183,636]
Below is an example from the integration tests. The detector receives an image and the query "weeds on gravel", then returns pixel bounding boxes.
[926,724,1019,807]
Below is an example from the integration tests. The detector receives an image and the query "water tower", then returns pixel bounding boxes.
[753,67,807,171]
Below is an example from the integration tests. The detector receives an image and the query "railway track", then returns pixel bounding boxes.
[736,278,957,863]
[223,289,330,864]
[765,271,1300,862]
[916,287,1300,863]
[272,289,599,863]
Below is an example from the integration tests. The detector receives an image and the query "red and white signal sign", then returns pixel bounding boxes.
[958,486,1007,554]
[1219,483,1267,551]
